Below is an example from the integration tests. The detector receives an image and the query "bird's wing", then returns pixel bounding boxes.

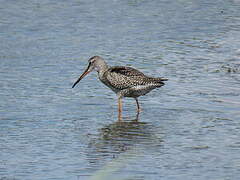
[105,66,163,90]
[109,66,145,76]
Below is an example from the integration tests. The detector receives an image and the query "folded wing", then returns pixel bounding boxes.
[104,66,167,90]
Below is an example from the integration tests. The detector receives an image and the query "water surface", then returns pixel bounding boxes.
[1,0,240,180]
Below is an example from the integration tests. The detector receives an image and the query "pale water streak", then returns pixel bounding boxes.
[0,0,240,180]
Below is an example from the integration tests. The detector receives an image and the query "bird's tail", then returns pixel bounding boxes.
[157,77,168,81]
[151,77,168,87]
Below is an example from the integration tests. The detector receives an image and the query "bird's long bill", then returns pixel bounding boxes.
[72,63,91,88]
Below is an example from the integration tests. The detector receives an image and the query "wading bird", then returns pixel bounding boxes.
[72,56,167,120]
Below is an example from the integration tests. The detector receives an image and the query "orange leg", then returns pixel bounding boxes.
[118,97,122,121]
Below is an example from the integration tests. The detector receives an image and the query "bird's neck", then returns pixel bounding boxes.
[97,63,108,78]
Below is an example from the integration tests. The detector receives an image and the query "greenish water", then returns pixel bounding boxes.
[1,0,240,180]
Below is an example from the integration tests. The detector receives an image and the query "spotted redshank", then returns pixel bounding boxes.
[72,56,167,120]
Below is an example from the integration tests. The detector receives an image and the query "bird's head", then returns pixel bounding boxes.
[72,56,107,88]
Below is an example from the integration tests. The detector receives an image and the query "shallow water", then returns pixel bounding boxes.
[1,0,240,179]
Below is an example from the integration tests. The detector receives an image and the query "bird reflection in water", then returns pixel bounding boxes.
[86,114,164,162]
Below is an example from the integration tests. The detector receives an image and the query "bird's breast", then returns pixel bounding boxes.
[98,72,120,94]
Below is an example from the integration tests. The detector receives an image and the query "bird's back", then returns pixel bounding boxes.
[99,66,167,97]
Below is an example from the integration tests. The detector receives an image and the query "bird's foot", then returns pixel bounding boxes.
[118,112,122,121]
[137,108,142,113]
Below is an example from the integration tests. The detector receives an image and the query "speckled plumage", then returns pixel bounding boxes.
[72,56,168,119]
[100,66,167,98]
